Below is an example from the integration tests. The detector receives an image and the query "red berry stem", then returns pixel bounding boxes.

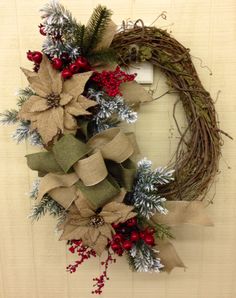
[66,240,96,273]
[92,248,116,295]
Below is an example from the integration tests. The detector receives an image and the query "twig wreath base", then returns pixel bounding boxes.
[0,2,225,295]
[111,22,222,203]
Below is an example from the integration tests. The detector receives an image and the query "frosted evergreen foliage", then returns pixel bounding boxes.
[29,178,40,199]
[128,240,164,272]
[0,109,18,125]
[12,121,43,147]
[130,158,174,219]
[29,195,66,222]
[88,89,137,132]
[40,0,81,60]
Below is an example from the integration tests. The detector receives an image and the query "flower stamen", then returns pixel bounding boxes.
[46,92,61,107]
[88,215,105,228]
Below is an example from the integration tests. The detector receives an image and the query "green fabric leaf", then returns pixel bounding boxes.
[76,175,120,209]
[26,151,62,173]
[53,134,89,173]
[106,159,136,191]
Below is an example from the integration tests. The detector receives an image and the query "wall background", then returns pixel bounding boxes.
[0,0,235,297]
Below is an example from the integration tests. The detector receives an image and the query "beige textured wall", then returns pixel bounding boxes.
[0,0,235,297]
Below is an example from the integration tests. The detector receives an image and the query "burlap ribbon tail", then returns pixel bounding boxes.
[151,201,213,272]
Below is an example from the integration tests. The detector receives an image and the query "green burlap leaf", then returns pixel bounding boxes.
[52,134,89,173]
[106,159,136,191]
[76,175,120,209]
[26,151,62,173]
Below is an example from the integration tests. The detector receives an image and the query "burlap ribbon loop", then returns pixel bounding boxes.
[73,151,108,186]
[87,128,134,163]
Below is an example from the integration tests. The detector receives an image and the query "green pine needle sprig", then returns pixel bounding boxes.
[29,195,66,222]
[83,5,113,53]
[87,48,117,64]
[0,109,18,125]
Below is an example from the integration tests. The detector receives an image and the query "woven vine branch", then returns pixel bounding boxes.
[111,23,223,202]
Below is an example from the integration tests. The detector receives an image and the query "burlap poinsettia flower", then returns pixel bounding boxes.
[60,189,136,255]
[18,55,97,144]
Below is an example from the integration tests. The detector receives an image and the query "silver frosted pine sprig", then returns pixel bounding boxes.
[28,179,67,224]
[40,0,81,60]
[88,89,137,132]
[128,240,164,273]
[40,0,79,38]
[0,88,42,147]
[12,121,43,147]
[129,158,174,219]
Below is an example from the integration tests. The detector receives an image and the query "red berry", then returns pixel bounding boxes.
[69,246,75,254]
[75,57,88,69]
[145,227,156,235]
[69,63,80,74]
[27,50,33,61]
[111,242,120,251]
[31,51,43,64]
[112,223,120,229]
[139,231,145,239]
[52,58,63,70]
[122,240,133,250]
[61,68,73,80]
[112,234,123,243]
[39,24,46,36]
[130,231,140,242]
[60,52,71,63]
[126,217,137,227]
[144,234,155,246]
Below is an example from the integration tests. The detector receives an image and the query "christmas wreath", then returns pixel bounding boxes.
[0,1,223,295]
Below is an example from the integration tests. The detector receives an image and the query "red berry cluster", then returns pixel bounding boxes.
[66,240,96,273]
[92,66,137,97]
[59,56,91,79]
[26,49,91,79]
[110,217,156,255]
[92,250,116,295]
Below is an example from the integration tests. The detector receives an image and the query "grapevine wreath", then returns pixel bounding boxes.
[0,1,225,295]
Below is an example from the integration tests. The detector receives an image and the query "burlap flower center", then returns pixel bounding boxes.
[88,215,105,228]
[46,92,61,108]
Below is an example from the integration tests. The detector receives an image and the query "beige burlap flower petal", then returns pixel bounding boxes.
[29,96,50,112]
[35,107,64,144]
[60,225,88,241]
[63,71,93,98]
[77,95,98,110]
[21,67,50,97]
[65,100,92,116]
[98,223,113,239]
[64,112,77,130]
[90,234,108,256]
[37,55,62,94]
[101,202,135,223]
[18,96,42,120]
[60,93,73,106]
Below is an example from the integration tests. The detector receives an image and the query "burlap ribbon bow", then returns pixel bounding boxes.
[27,128,136,209]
